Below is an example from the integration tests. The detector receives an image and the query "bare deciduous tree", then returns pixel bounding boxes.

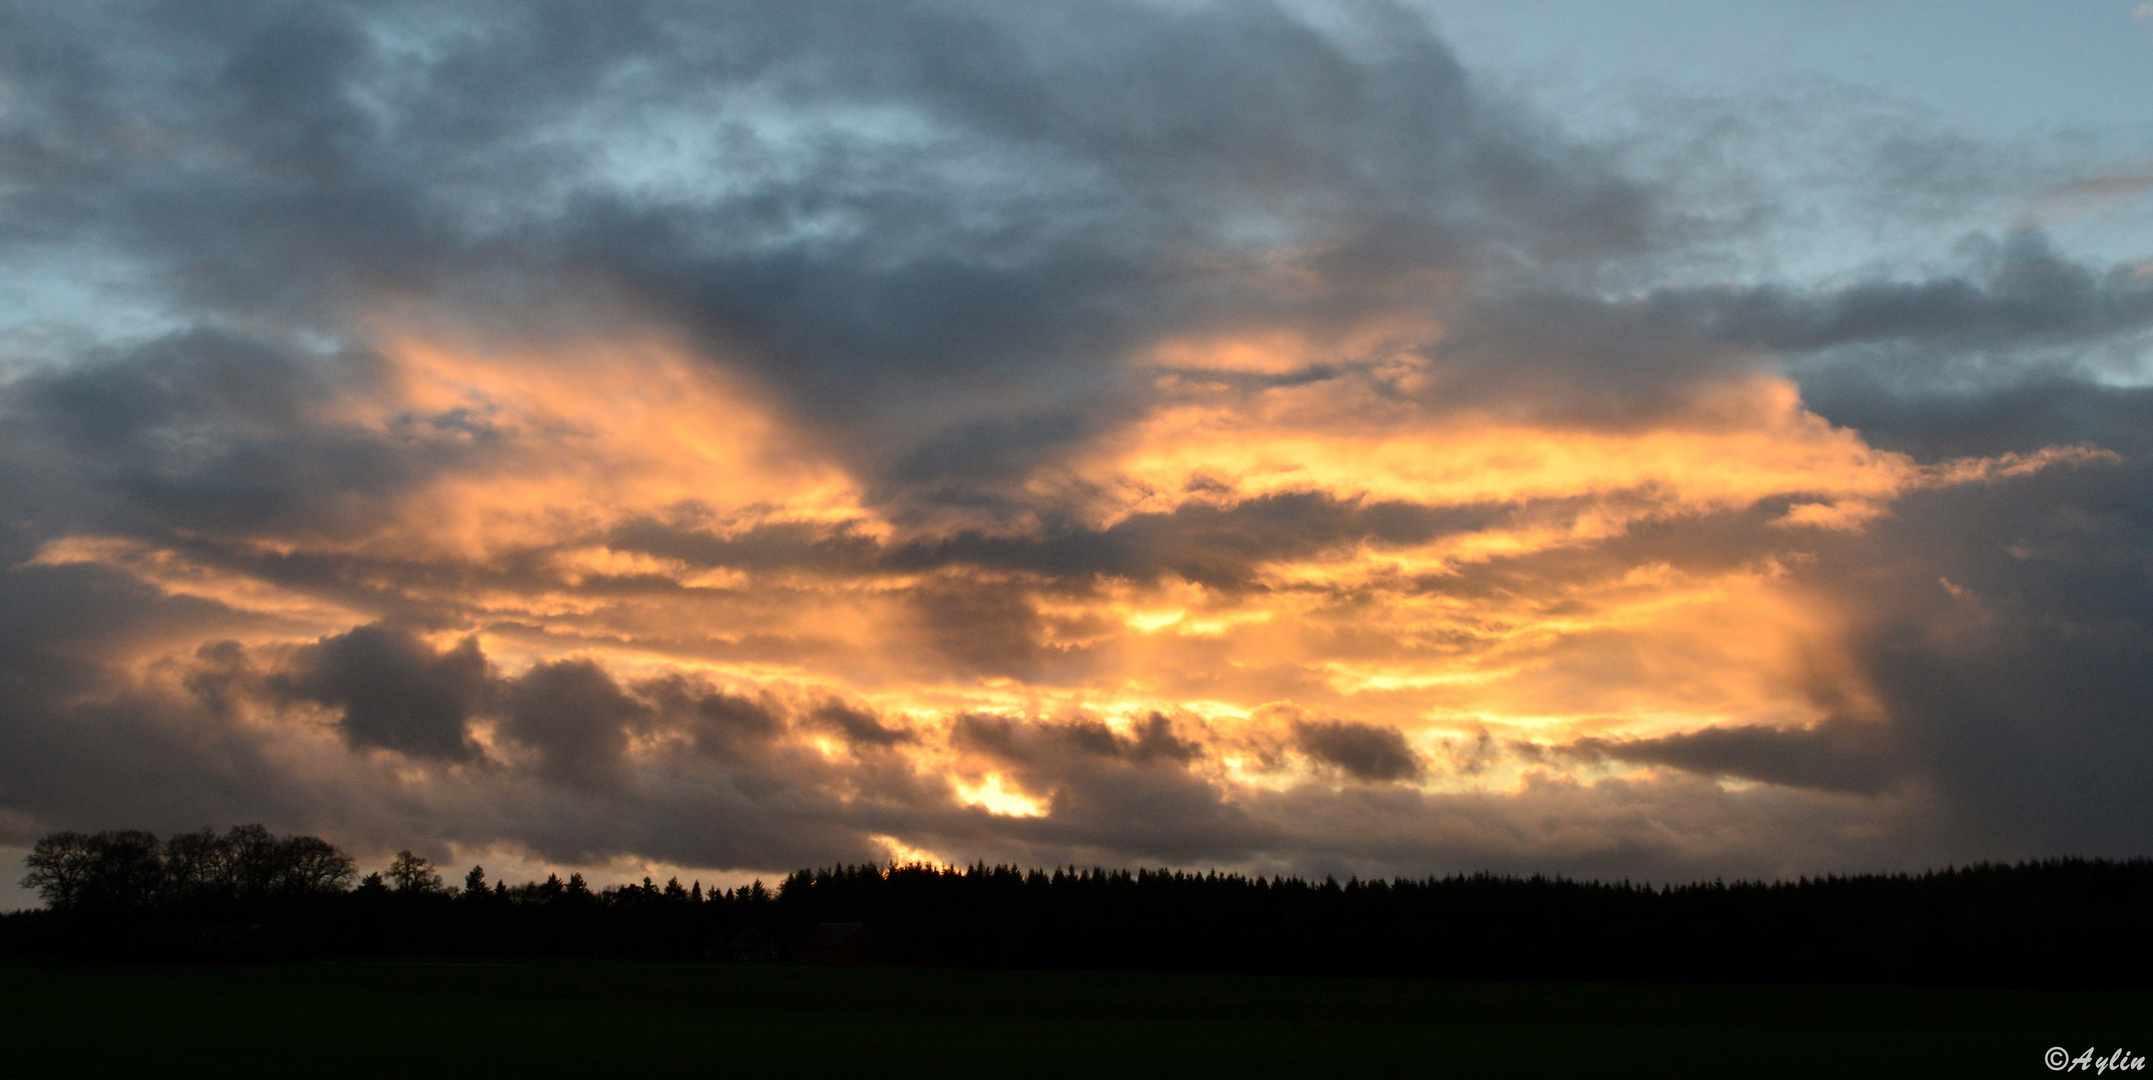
[386,850,442,893]
[21,830,163,910]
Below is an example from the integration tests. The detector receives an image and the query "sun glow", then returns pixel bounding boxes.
[27,322,2116,809]
[954,772,1048,817]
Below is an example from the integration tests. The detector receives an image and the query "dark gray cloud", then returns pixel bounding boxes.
[806,700,915,749]
[1292,718,1422,782]
[499,659,647,792]
[1803,378,2153,463]
[955,712,1200,767]
[1826,460,2153,857]
[1661,230,2153,361]
[272,623,491,761]
[1552,719,1905,796]
[639,676,787,762]
[1644,227,2153,463]
[3,330,435,542]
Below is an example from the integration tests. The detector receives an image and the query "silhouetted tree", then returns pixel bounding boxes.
[282,835,357,895]
[386,851,442,894]
[22,830,164,911]
[162,828,234,901]
[226,825,283,899]
[145,826,351,904]
[21,832,96,909]
[10,823,2153,987]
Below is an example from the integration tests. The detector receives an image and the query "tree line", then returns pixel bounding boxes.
[21,827,357,910]
[15,825,770,912]
[9,826,2152,987]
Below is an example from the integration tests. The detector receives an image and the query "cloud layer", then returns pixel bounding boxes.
[1,0,2148,883]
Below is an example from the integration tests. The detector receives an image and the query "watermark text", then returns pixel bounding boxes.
[2048,1048,2147,1073]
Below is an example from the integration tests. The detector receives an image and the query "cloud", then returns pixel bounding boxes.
[0,0,2146,885]
[1655,229,2153,367]
[1292,718,1423,782]
[807,700,916,749]
[1552,718,1906,795]
[1823,458,2153,854]
[499,659,649,792]
[272,624,492,761]
[639,676,787,762]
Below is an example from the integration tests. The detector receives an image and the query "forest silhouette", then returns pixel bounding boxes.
[8,826,2151,987]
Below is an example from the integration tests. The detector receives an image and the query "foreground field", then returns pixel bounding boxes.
[1,959,2145,1077]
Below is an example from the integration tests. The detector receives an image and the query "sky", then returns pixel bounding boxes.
[3,1,2152,903]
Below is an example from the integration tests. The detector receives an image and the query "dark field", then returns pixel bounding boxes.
[1,959,2145,1078]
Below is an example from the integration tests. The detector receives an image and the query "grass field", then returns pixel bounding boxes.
[1,958,2145,1077]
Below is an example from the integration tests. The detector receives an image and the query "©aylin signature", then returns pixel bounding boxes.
[2048,1048,2148,1073]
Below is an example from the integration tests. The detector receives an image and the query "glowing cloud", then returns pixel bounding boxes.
[4,0,2148,886]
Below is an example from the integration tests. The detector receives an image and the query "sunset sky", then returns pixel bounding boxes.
[4,0,2152,901]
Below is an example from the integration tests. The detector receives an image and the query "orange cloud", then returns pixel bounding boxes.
[27,321,2116,813]
[369,333,879,562]
[1091,374,1928,527]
